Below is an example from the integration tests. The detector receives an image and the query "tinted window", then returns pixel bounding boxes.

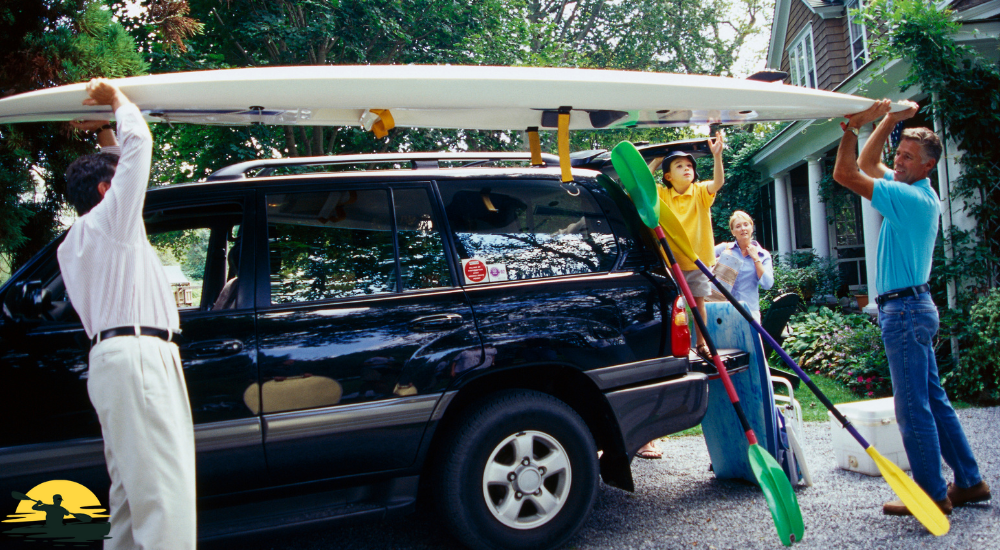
[394,188,451,290]
[438,180,617,283]
[267,190,395,304]
[146,203,244,311]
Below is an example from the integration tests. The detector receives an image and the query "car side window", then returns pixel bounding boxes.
[394,188,451,290]
[146,203,245,311]
[438,180,618,283]
[267,189,396,304]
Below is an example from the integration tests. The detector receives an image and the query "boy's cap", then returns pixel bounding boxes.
[661,151,699,182]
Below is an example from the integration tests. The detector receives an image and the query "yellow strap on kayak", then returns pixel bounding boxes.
[527,127,543,166]
[557,107,571,182]
[368,109,395,138]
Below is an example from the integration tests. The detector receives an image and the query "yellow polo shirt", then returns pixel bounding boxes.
[658,182,716,271]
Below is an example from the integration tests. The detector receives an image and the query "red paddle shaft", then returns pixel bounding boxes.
[654,226,757,445]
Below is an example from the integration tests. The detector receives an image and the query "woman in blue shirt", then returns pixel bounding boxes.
[713,211,774,320]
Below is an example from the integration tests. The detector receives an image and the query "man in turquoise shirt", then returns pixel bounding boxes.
[834,99,989,516]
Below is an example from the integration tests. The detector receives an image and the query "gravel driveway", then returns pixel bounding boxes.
[242,406,999,550]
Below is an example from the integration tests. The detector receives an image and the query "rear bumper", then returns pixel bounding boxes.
[603,372,709,457]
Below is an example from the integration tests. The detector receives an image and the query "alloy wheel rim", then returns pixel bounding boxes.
[481,430,572,529]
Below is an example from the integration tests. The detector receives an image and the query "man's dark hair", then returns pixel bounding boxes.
[65,153,118,215]
[901,127,943,163]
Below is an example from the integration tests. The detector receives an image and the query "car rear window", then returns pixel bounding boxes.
[438,180,617,284]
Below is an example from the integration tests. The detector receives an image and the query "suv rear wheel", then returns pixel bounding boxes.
[436,390,599,550]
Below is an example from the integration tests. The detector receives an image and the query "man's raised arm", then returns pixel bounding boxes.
[833,99,891,200]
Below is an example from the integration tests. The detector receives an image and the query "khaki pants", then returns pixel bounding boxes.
[88,335,196,550]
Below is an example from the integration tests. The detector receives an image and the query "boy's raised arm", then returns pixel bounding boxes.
[706,130,725,194]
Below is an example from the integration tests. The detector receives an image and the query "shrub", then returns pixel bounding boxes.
[760,251,841,315]
[829,322,892,398]
[942,288,1000,404]
[781,306,890,398]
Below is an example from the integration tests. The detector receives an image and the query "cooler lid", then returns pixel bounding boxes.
[832,397,897,423]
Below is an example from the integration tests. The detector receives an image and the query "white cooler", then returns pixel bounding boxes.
[828,397,910,476]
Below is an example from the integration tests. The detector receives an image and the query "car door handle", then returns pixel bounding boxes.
[410,313,465,331]
[183,339,243,357]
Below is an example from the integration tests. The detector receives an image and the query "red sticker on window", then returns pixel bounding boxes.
[463,259,488,283]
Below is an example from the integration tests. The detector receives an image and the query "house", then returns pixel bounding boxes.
[752,0,1000,312]
[162,265,195,307]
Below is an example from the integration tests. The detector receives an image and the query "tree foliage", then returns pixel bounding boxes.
[0,0,147,268]
[524,0,767,74]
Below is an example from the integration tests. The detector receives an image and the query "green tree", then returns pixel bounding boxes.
[0,0,148,271]
[524,0,768,73]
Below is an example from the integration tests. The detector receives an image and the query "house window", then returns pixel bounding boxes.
[847,0,869,71]
[787,26,818,88]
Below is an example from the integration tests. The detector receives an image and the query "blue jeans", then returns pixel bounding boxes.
[879,292,982,501]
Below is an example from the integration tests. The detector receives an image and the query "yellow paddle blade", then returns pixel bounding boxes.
[865,447,950,536]
[656,198,699,261]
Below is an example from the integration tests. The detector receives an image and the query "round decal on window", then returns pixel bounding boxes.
[463,259,488,283]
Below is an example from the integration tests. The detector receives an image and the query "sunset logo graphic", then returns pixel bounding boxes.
[3,480,111,545]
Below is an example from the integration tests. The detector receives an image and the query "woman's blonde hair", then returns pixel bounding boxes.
[728,210,754,231]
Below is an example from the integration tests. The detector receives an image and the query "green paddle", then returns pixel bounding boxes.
[655,202,950,537]
[611,141,805,546]
[11,491,93,523]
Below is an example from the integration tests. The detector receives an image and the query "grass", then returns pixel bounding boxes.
[775,371,863,423]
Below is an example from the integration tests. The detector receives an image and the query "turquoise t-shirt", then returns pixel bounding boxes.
[870,172,940,295]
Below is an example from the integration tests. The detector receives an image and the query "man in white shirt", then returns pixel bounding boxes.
[58,78,196,549]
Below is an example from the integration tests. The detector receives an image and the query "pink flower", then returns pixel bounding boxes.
[868,391,874,397]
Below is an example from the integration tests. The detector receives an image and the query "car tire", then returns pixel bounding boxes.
[436,389,599,550]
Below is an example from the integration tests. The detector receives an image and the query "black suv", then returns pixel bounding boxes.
[0,148,745,550]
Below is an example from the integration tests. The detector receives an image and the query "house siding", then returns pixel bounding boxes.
[816,17,851,90]
[780,0,816,78]
[781,0,853,91]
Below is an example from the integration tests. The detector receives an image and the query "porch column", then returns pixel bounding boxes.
[806,157,828,257]
[772,173,792,257]
[857,126,883,315]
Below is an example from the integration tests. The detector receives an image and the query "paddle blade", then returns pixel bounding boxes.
[610,141,659,227]
[866,447,950,536]
[749,444,805,546]
[73,513,93,523]
[656,200,699,261]
[11,491,33,501]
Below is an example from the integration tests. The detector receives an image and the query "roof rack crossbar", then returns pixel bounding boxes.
[207,152,560,181]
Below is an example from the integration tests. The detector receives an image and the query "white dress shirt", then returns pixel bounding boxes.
[57,103,179,339]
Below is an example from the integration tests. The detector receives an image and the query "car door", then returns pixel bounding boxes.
[435,178,673,375]
[0,193,265,498]
[255,181,481,484]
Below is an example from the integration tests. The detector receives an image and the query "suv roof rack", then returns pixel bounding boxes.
[206,152,561,181]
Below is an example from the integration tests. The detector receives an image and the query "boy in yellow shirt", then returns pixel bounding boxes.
[635,132,724,460]
[657,132,724,357]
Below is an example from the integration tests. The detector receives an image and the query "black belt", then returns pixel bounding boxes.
[875,284,930,306]
[91,326,179,347]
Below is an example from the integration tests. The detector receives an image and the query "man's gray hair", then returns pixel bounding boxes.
[901,127,942,163]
